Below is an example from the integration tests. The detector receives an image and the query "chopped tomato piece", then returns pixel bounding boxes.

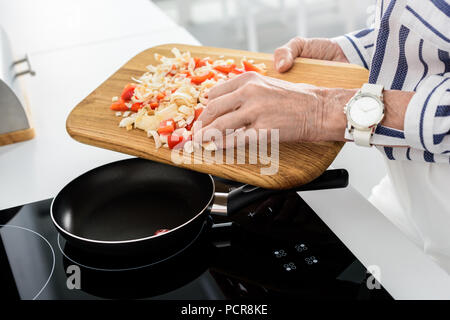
[230,67,244,74]
[190,71,215,85]
[194,107,204,121]
[154,229,170,235]
[242,61,266,74]
[149,102,159,109]
[214,64,237,74]
[130,102,143,112]
[168,134,184,149]
[193,57,202,68]
[121,84,136,101]
[194,57,213,68]
[169,135,192,149]
[157,119,176,135]
[156,92,166,100]
[110,99,128,111]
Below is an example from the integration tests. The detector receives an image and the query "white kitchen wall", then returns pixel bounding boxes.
[152,0,386,198]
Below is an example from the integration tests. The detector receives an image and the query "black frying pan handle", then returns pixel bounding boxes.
[226,169,349,216]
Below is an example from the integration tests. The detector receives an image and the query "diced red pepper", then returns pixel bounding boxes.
[157,119,176,135]
[121,84,136,101]
[149,102,159,109]
[242,61,266,75]
[190,71,215,85]
[110,99,128,111]
[194,107,204,121]
[130,102,143,112]
[214,64,237,74]
[154,229,170,235]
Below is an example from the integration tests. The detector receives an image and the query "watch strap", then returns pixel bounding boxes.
[362,83,383,96]
[352,128,373,147]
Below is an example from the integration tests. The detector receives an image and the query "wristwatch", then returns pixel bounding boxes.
[344,83,385,147]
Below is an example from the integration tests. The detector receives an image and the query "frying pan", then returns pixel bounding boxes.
[51,158,348,257]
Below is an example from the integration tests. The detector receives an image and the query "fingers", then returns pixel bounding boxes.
[194,109,252,145]
[207,71,257,101]
[197,90,242,127]
[273,37,305,73]
[213,128,258,150]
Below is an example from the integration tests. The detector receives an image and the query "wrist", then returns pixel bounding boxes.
[380,90,412,130]
[315,87,356,141]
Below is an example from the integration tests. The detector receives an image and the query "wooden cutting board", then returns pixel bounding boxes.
[66,44,368,189]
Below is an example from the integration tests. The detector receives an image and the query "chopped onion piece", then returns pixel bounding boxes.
[186,115,194,125]
[147,130,161,149]
[203,141,218,151]
[184,140,194,154]
[119,117,135,128]
[178,105,193,115]
[160,134,168,144]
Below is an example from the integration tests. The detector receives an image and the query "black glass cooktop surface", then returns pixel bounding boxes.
[0,178,391,300]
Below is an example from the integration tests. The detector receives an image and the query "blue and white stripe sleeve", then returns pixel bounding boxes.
[334,28,376,70]
[404,73,450,155]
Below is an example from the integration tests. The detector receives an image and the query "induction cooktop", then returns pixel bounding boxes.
[0,177,391,300]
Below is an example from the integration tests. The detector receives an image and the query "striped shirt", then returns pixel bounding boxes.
[335,0,450,164]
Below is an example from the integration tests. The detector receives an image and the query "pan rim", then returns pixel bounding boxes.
[50,158,216,245]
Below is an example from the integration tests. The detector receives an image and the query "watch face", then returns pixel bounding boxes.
[348,95,383,128]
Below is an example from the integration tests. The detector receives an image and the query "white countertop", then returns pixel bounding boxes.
[1,0,449,300]
[0,0,177,55]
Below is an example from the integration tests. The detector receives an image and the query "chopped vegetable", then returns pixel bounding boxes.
[121,84,136,101]
[156,92,166,100]
[242,60,266,74]
[157,119,176,135]
[149,102,159,109]
[194,57,213,68]
[194,107,204,121]
[110,48,267,151]
[167,134,183,149]
[110,99,128,111]
[190,71,215,85]
[214,64,237,74]
[130,102,143,112]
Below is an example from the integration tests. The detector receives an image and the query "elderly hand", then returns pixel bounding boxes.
[192,37,353,149]
[274,37,348,72]
[194,71,348,148]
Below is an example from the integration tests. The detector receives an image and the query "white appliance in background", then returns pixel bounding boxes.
[0,26,35,146]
